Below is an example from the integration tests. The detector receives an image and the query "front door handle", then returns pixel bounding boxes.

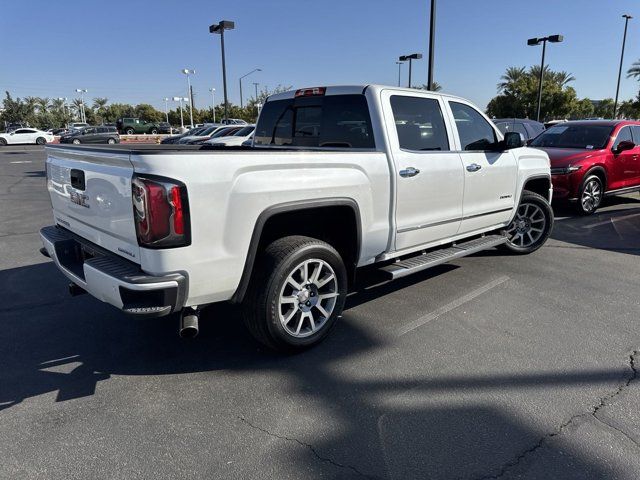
[466,163,482,172]
[400,167,420,178]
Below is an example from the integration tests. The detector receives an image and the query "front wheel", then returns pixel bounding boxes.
[576,175,603,215]
[149,128,158,134]
[72,138,81,145]
[107,138,116,144]
[0,138,6,146]
[501,191,553,254]
[243,236,347,352]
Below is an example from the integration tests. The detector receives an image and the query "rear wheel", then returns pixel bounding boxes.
[107,138,116,144]
[0,138,6,146]
[501,191,553,254]
[72,138,81,145]
[576,175,603,215]
[243,236,347,352]
[35,137,46,145]
[150,128,158,134]
[125,128,135,135]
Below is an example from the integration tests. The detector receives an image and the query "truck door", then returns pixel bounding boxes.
[382,90,464,251]
[445,100,517,235]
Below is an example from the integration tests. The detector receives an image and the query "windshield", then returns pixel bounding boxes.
[530,124,613,149]
[211,127,238,138]
[234,126,255,136]
[186,127,205,136]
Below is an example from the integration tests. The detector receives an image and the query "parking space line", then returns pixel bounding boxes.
[397,275,510,336]
[583,213,640,229]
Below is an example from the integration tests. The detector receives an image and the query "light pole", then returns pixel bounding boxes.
[427,0,436,91]
[395,61,404,87]
[209,88,216,123]
[173,96,188,130]
[253,82,259,101]
[209,20,235,123]
[614,14,632,119]
[527,34,564,122]
[163,97,169,123]
[399,54,422,88]
[239,68,261,109]
[75,88,87,123]
[181,69,195,128]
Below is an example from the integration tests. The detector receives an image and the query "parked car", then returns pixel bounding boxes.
[160,126,206,144]
[529,120,640,214]
[204,125,255,146]
[178,125,238,144]
[493,118,545,142]
[221,118,248,125]
[116,118,160,135]
[68,122,90,131]
[241,135,254,147]
[51,128,69,136]
[157,122,172,134]
[0,128,53,145]
[544,119,568,129]
[40,84,552,351]
[59,126,120,145]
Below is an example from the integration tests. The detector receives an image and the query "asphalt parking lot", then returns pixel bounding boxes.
[1,145,640,480]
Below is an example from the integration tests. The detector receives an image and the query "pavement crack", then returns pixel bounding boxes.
[473,350,639,480]
[237,415,375,479]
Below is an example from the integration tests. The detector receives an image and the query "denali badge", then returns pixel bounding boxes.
[70,191,89,208]
[500,194,512,200]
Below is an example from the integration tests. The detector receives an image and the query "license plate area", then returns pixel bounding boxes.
[54,239,101,281]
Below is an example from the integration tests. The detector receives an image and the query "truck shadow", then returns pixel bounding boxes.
[0,261,630,478]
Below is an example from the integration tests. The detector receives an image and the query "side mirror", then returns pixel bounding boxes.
[503,131,524,149]
[613,140,635,154]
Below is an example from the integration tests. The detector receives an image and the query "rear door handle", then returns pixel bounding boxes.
[466,163,482,172]
[400,167,420,178]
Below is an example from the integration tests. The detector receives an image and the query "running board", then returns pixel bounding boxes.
[379,235,507,280]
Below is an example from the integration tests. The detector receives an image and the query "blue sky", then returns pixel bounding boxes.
[1,0,639,112]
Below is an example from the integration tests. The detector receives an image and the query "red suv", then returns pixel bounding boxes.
[530,120,640,214]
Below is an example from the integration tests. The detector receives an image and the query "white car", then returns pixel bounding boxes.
[0,128,54,146]
[204,125,255,146]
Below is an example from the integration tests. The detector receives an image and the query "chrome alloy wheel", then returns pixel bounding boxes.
[505,202,547,248]
[278,258,339,338]
[581,178,602,213]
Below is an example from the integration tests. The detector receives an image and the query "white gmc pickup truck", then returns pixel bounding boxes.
[40,85,553,351]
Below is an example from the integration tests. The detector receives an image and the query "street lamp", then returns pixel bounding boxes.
[172,96,189,130]
[209,20,235,123]
[209,88,216,123]
[395,61,404,87]
[181,69,195,128]
[253,82,259,101]
[239,68,261,108]
[163,97,169,123]
[427,0,436,91]
[614,14,633,119]
[527,34,564,122]
[75,88,87,123]
[399,54,422,88]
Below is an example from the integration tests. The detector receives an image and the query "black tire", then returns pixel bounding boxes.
[125,128,135,135]
[0,138,6,146]
[575,174,604,215]
[72,138,81,145]
[107,138,116,144]
[501,190,554,255]
[243,235,347,352]
[150,128,158,134]
[36,137,46,145]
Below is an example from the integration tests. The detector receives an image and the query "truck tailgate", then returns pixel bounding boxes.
[46,146,140,262]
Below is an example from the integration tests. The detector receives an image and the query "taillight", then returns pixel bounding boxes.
[294,87,326,97]
[132,175,190,248]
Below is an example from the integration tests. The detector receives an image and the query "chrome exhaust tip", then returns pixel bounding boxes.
[179,310,199,338]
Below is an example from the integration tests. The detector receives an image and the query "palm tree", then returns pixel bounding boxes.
[552,71,575,87]
[51,98,65,111]
[627,60,640,80]
[92,97,108,124]
[415,82,443,91]
[498,67,526,93]
[36,97,51,114]
[71,98,84,121]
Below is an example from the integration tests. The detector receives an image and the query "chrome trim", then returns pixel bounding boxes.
[397,207,513,234]
[604,185,640,196]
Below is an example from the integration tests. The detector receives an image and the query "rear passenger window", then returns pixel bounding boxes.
[254,94,374,148]
[390,96,449,151]
[449,102,497,150]
[631,126,640,144]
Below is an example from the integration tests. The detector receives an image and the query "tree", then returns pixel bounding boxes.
[92,97,108,124]
[627,60,640,81]
[487,65,580,120]
[415,82,442,92]
[593,98,614,118]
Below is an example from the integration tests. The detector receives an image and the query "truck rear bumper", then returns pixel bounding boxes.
[40,225,187,317]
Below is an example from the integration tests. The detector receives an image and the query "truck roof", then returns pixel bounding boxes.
[266,84,468,103]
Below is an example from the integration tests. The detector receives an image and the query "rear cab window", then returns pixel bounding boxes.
[254,94,375,149]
